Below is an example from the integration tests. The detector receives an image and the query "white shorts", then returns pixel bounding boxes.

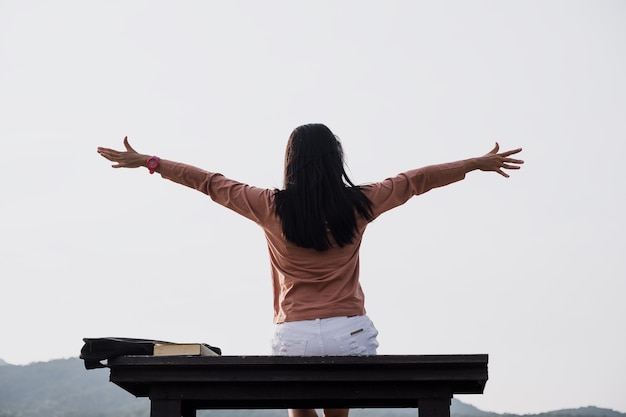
[271,315,379,356]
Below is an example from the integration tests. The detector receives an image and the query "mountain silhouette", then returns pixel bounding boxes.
[0,358,623,417]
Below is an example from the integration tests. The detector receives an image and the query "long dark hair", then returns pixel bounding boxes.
[274,124,373,251]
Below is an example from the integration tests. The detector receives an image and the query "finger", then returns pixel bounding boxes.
[98,152,117,162]
[502,164,521,170]
[497,169,510,178]
[489,142,500,155]
[500,148,523,157]
[124,136,138,153]
[98,149,121,161]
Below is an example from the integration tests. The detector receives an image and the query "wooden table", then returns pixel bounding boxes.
[108,354,488,417]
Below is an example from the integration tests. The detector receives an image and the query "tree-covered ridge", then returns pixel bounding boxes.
[0,358,623,417]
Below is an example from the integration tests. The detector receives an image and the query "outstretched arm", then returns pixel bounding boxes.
[97,136,153,171]
[97,136,276,224]
[463,142,523,178]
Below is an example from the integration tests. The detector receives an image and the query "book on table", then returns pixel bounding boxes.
[153,343,220,357]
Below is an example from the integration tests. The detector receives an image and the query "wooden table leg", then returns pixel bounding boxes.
[150,399,182,417]
[418,398,451,417]
[182,403,197,417]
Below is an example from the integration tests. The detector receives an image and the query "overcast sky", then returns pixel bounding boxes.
[1,0,625,414]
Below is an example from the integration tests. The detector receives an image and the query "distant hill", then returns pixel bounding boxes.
[0,358,624,417]
[0,358,146,417]
[506,408,626,417]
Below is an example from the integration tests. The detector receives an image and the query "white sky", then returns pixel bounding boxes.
[1,0,625,414]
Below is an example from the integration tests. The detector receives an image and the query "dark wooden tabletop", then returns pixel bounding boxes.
[108,354,488,410]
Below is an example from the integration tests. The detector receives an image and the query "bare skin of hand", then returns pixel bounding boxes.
[469,142,524,178]
[97,136,149,169]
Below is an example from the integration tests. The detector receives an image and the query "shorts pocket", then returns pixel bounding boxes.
[334,325,379,356]
[271,336,308,356]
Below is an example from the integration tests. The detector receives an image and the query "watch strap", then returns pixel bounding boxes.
[146,156,161,174]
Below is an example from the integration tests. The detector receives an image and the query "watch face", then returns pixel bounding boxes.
[148,159,157,168]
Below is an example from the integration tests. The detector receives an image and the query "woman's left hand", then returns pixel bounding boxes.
[97,136,149,169]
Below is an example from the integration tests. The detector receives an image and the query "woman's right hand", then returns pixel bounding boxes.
[471,142,524,178]
[97,136,150,169]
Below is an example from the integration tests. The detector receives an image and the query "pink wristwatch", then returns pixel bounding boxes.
[146,156,160,174]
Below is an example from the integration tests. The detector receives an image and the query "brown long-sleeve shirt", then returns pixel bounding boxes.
[159,160,467,323]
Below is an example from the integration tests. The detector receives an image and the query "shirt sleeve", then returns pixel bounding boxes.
[157,160,275,225]
[363,161,468,219]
